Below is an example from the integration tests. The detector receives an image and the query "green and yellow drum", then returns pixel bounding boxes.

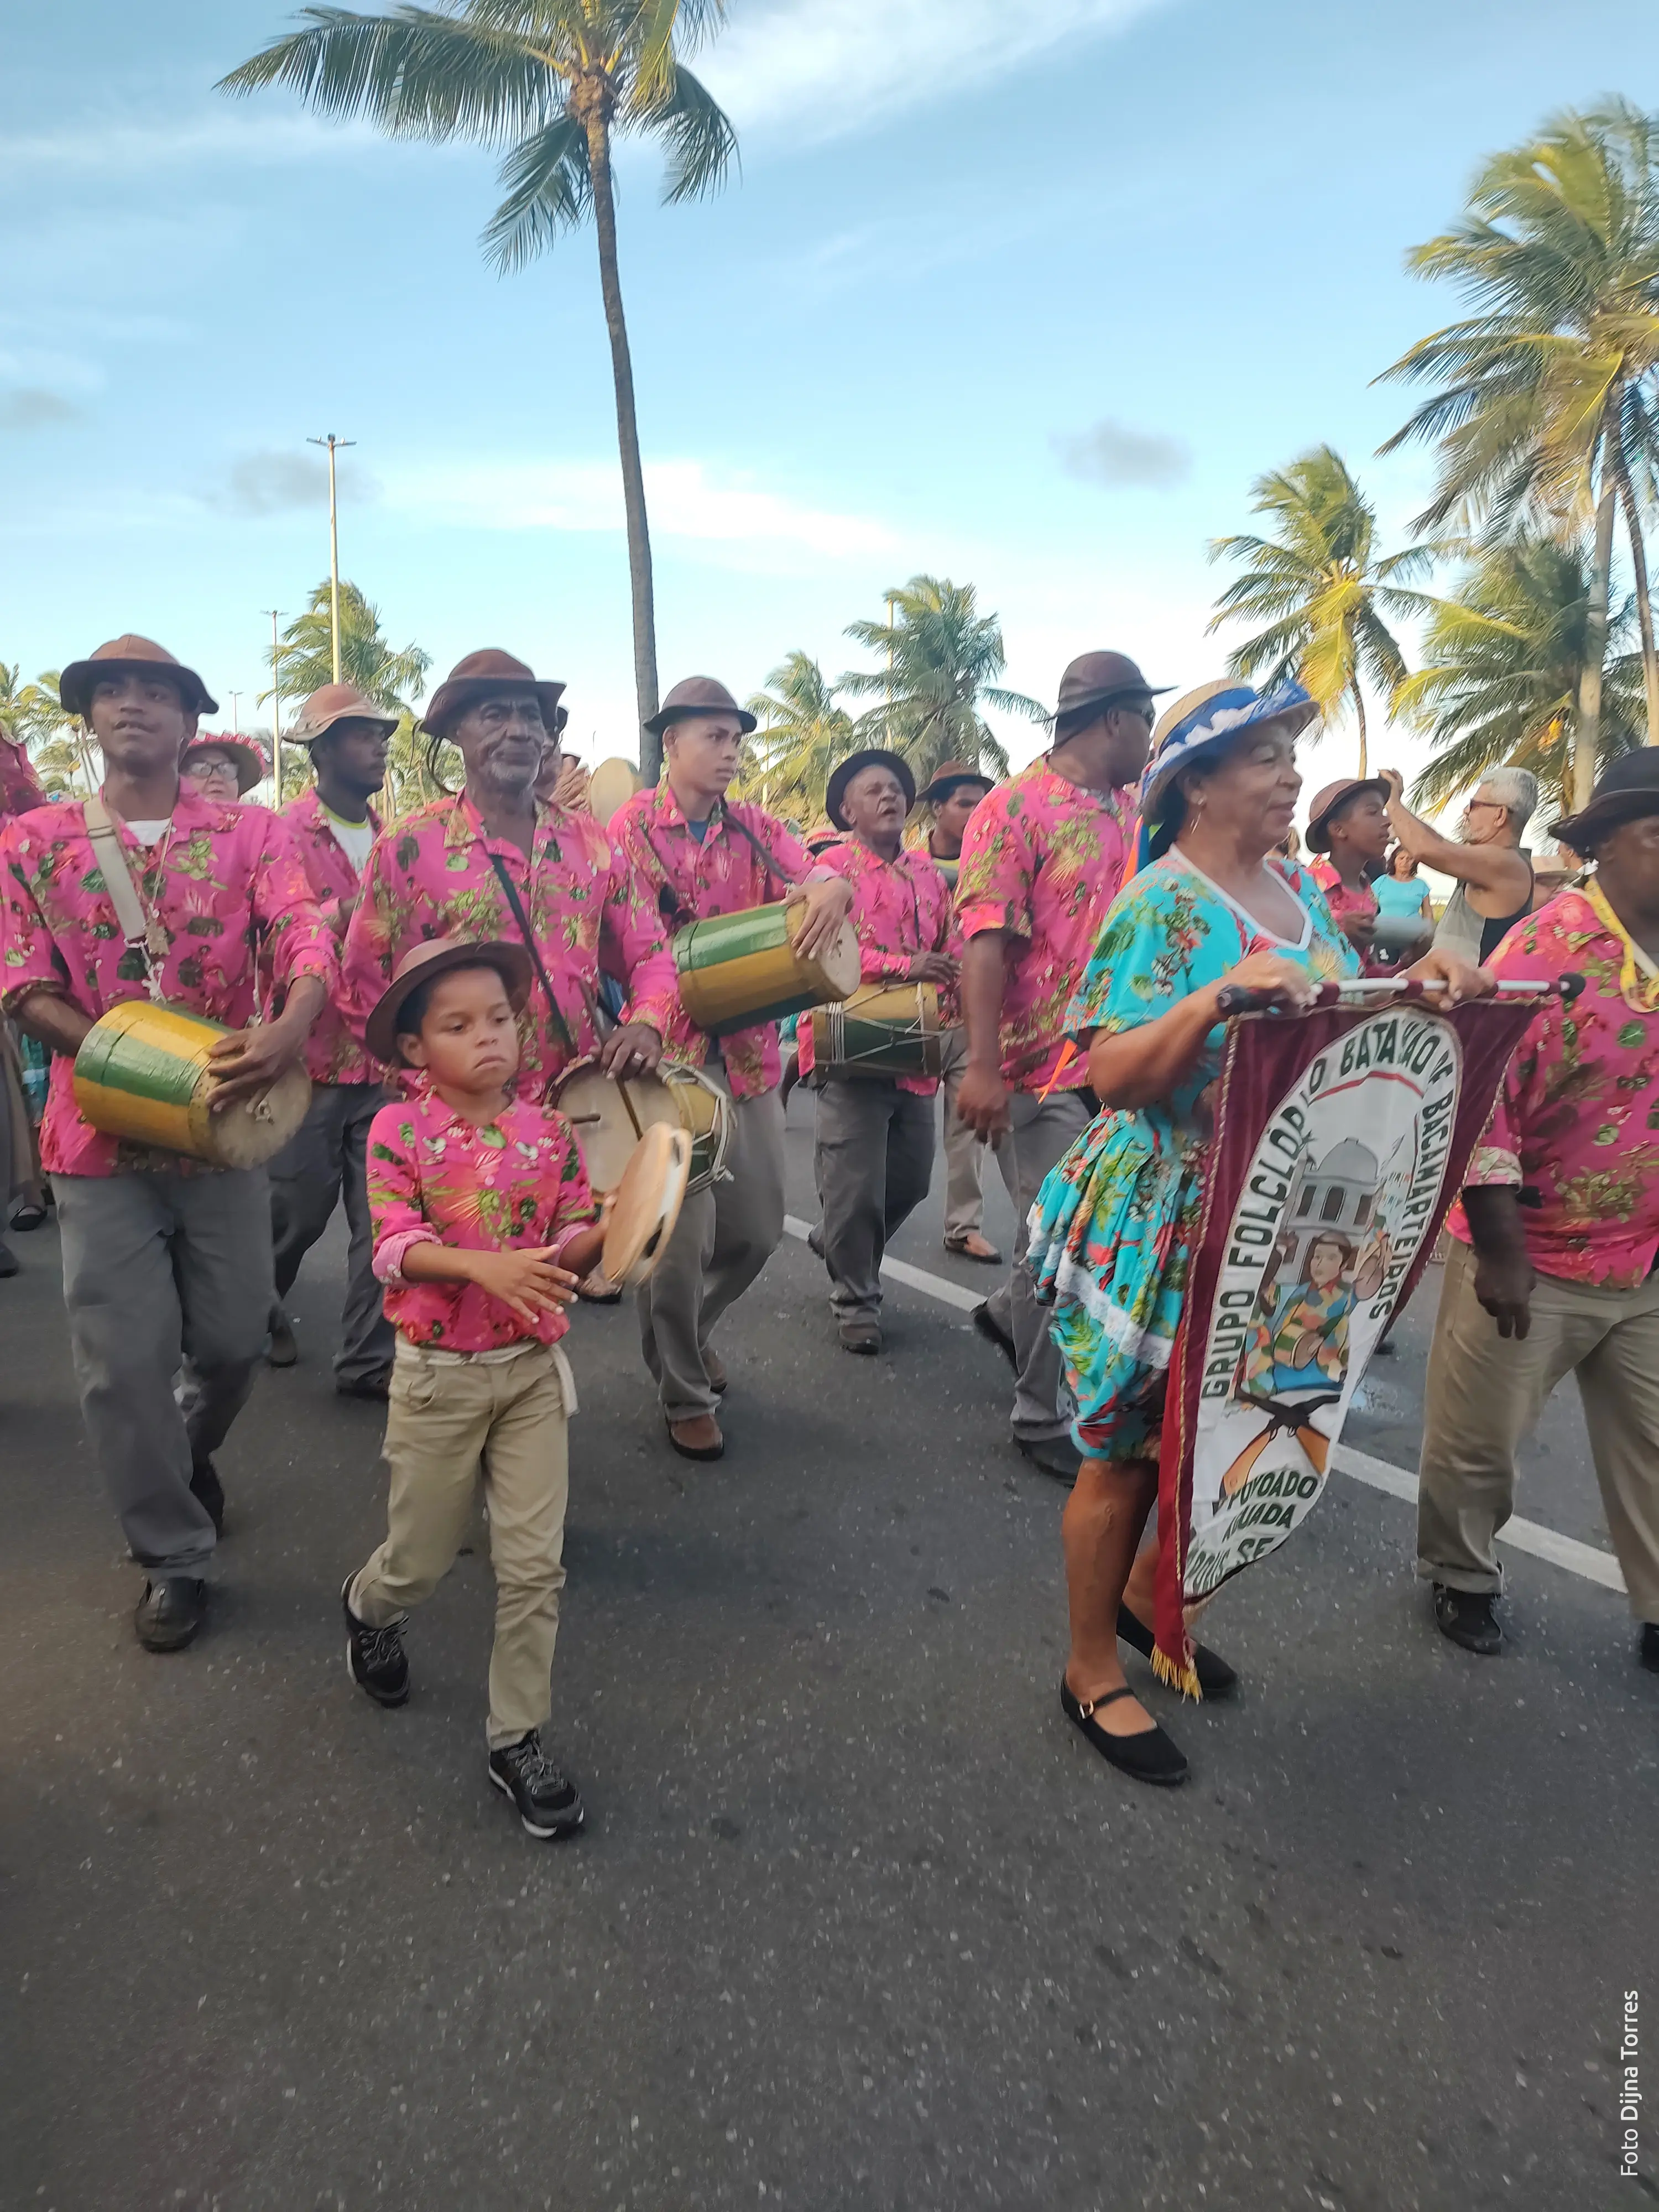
[72,1000,311,1168]
[809,982,952,1081]
[673,900,860,1037]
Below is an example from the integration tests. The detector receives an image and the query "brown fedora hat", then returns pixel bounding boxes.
[364,936,534,1068]
[1047,650,1171,729]
[1305,775,1389,853]
[59,634,217,721]
[290,681,399,748]
[918,758,994,805]
[1550,747,1659,853]
[643,675,757,739]
[421,650,566,740]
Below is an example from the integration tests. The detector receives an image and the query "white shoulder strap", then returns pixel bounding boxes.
[83,794,160,963]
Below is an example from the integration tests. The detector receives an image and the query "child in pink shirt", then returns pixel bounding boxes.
[342,940,610,1841]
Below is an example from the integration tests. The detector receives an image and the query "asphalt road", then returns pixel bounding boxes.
[2,1090,1655,2211]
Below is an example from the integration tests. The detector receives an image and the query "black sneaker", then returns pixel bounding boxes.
[488,1731,585,1840]
[189,1458,225,1537]
[1432,1584,1503,1655]
[135,1576,206,1652]
[341,1578,410,1707]
[1639,1623,1659,1676]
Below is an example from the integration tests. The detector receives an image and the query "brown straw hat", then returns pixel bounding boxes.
[1550,749,1659,854]
[181,733,267,795]
[421,650,566,740]
[643,675,758,739]
[365,937,534,1068]
[290,681,399,749]
[59,634,217,720]
[918,759,994,804]
[1305,776,1389,853]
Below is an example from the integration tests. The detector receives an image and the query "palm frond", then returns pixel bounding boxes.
[644,62,738,203]
[482,111,590,268]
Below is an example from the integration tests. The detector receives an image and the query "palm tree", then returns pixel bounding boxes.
[1378,99,1659,798]
[262,582,437,815]
[839,577,1041,786]
[1208,446,1430,778]
[1396,535,1642,816]
[221,3,738,777]
[3,667,93,794]
[737,653,859,817]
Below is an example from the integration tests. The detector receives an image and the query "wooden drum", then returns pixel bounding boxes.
[72,1001,311,1168]
[808,982,950,1081]
[553,1057,731,1196]
[673,900,860,1037]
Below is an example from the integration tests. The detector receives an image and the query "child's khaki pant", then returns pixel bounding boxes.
[349,1336,573,1747]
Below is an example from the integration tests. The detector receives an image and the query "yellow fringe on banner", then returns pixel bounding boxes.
[1151,1644,1203,1702]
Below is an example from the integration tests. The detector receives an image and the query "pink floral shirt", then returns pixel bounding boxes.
[342,792,678,1096]
[0,787,337,1177]
[954,759,1138,1091]
[1451,884,1659,1288]
[368,1086,596,1350]
[1311,866,1384,975]
[281,787,383,1086]
[794,835,959,1096]
[608,781,823,1100]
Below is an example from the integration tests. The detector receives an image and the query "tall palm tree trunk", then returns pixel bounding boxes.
[1612,444,1659,747]
[1351,677,1369,779]
[580,98,661,780]
[1575,471,1619,808]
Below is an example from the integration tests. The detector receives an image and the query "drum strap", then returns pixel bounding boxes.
[84,795,169,991]
[485,852,579,1060]
[719,802,793,897]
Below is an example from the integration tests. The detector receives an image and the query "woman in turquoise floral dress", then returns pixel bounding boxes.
[1029,679,1490,1788]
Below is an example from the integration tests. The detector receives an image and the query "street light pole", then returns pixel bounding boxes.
[265,609,284,801]
[307,432,356,683]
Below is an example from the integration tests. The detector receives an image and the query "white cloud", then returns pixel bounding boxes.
[384,457,896,562]
[701,0,1168,143]
[0,112,409,180]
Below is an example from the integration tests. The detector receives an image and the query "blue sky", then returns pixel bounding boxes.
[4,0,1655,797]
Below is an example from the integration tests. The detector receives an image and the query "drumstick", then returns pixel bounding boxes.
[1216,972,1583,1015]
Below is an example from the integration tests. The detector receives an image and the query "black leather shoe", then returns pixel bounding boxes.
[267,1309,298,1367]
[1117,1603,1239,1697]
[1639,1623,1659,1675]
[1060,1679,1188,1786]
[189,1458,225,1537]
[972,1301,1016,1368]
[336,1369,392,1402]
[1432,1584,1504,1655]
[342,1578,409,1707]
[488,1731,585,1839]
[135,1577,206,1652]
[0,1240,17,1279]
[838,1318,882,1355]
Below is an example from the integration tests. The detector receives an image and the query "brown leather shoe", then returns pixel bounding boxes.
[944,1230,1001,1264]
[668,1413,724,1462]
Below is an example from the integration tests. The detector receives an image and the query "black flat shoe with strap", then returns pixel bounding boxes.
[1060,1679,1188,1787]
[1116,1603,1239,1698]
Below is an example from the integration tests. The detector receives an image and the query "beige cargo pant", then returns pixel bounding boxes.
[350,1335,573,1746]
[1417,1237,1659,1620]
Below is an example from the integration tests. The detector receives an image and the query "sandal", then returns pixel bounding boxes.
[944,1231,1002,1264]
[1060,1679,1188,1786]
[1117,1604,1239,1698]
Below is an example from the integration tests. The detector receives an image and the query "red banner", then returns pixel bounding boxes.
[1152,995,1540,1693]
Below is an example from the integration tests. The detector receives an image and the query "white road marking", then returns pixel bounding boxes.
[783,1218,1627,1596]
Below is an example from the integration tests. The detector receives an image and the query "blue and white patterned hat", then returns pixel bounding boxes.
[1138,677,1318,863]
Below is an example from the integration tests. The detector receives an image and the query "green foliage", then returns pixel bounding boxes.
[1208,445,1430,775]
[735,654,859,818]
[839,576,1041,786]
[220,3,737,274]
[1,664,88,795]
[1396,536,1642,813]
[264,584,444,818]
[1379,98,1659,536]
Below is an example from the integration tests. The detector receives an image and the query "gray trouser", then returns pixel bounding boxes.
[984,1087,1093,1444]
[639,1072,786,1420]
[1417,1237,1659,1620]
[268,1080,394,1383]
[813,1077,936,1318]
[938,1029,984,1242]
[55,1168,274,1578]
